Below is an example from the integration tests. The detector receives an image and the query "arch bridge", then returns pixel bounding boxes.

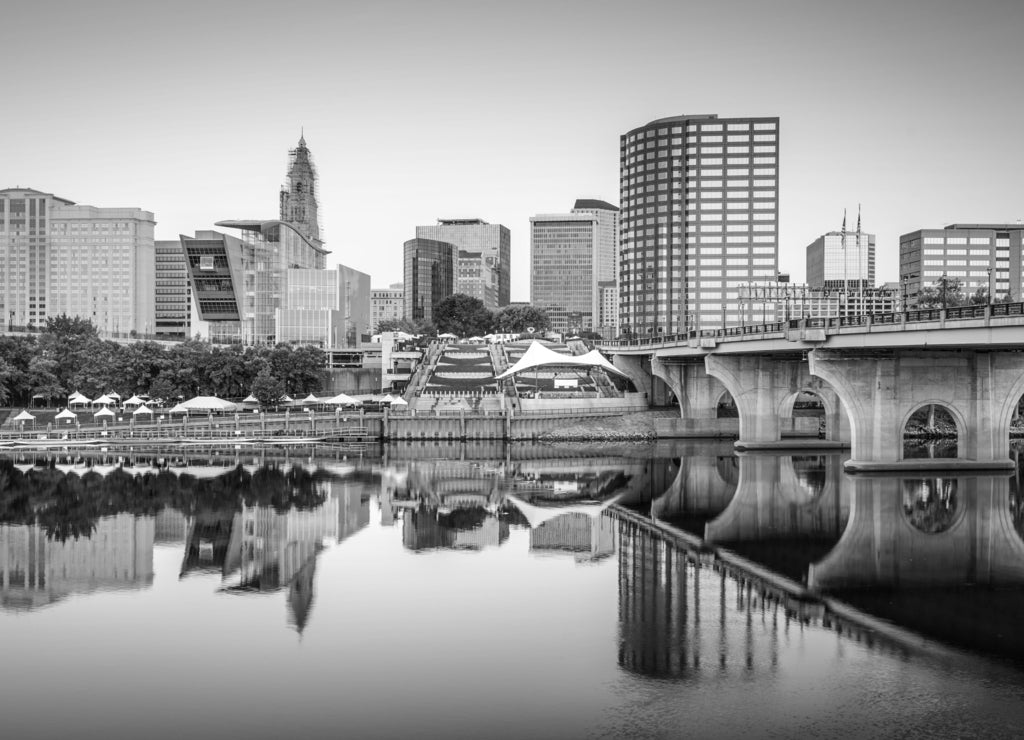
[601,304,1024,471]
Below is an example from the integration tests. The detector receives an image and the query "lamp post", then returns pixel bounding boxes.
[941,271,948,310]
[987,266,994,304]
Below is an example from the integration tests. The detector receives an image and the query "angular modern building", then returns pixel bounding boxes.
[415,219,510,309]
[0,188,156,336]
[900,224,1024,306]
[403,237,454,325]
[530,200,619,337]
[276,264,371,347]
[155,239,191,339]
[806,229,875,290]
[619,114,779,336]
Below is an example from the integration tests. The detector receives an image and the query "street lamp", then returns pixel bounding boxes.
[941,271,948,310]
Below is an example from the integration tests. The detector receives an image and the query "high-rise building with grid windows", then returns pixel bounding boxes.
[415,219,510,309]
[529,199,619,337]
[619,114,780,336]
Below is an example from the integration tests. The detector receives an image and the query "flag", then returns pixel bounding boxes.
[856,203,861,234]
[841,209,847,249]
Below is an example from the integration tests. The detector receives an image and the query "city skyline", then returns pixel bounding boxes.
[2,0,1021,302]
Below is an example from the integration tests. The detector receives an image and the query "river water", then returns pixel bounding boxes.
[2,441,1024,739]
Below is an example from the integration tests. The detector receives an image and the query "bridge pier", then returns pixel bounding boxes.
[809,349,1022,471]
[651,358,740,437]
[705,354,846,450]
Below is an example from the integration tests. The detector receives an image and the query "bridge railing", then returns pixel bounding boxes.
[602,300,1024,349]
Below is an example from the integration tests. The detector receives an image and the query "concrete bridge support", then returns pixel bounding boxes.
[809,349,1024,471]
[808,474,1024,589]
[651,358,725,418]
[705,354,848,449]
[613,354,671,405]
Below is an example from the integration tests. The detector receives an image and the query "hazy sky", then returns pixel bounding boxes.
[3,0,1022,299]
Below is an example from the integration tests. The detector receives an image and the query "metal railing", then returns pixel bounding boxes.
[601,301,1024,349]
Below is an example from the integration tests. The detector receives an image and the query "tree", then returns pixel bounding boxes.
[43,314,99,340]
[433,294,494,337]
[376,318,419,334]
[916,276,967,309]
[251,368,285,407]
[492,304,550,333]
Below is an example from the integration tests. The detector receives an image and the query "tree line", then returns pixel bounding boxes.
[377,295,575,338]
[0,316,326,408]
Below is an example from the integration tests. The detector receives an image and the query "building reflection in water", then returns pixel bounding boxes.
[1,514,155,611]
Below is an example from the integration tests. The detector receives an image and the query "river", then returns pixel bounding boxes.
[1,441,1023,738]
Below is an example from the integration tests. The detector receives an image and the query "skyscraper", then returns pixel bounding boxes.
[619,114,779,336]
[0,188,156,336]
[403,238,454,325]
[279,134,322,249]
[155,240,191,339]
[530,200,619,337]
[415,219,510,309]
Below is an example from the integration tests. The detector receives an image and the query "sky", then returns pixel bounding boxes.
[2,0,1022,300]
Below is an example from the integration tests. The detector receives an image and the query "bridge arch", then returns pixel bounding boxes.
[997,372,1024,447]
[900,400,963,459]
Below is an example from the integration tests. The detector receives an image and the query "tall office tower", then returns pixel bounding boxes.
[571,199,620,335]
[415,219,510,309]
[403,237,454,325]
[619,114,779,336]
[181,220,328,345]
[371,282,405,331]
[806,229,875,289]
[0,188,156,335]
[530,212,601,334]
[155,240,191,339]
[900,224,1024,306]
[279,134,322,249]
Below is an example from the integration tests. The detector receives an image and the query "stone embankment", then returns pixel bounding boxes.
[537,409,679,442]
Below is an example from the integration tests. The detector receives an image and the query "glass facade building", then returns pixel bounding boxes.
[619,114,780,336]
[403,238,454,324]
[530,213,599,334]
[0,188,156,336]
[900,224,1024,306]
[806,231,875,290]
[415,219,510,309]
[276,265,371,347]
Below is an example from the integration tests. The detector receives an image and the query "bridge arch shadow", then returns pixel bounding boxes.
[715,389,737,419]
[901,401,963,460]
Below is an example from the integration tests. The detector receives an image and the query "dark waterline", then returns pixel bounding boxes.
[2,442,1024,738]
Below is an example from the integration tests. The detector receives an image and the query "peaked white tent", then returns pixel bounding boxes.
[493,341,627,380]
[92,394,116,407]
[123,395,146,408]
[505,493,624,529]
[55,408,77,421]
[280,395,295,403]
[106,392,122,400]
[68,392,91,407]
[301,393,321,405]
[325,393,362,406]
[169,396,237,414]
[133,404,154,416]
[93,407,116,418]
[12,410,35,422]
[390,397,409,406]
[242,394,259,404]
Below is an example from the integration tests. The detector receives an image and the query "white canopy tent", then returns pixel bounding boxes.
[169,396,237,414]
[133,404,154,416]
[301,393,321,405]
[68,392,91,407]
[325,393,362,406]
[92,394,116,407]
[493,341,627,380]
[122,395,146,408]
[106,392,122,400]
[93,407,116,418]
[55,408,77,421]
[12,410,35,422]
[389,397,409,407]
[504,493,624,529]
[242,394,259,404]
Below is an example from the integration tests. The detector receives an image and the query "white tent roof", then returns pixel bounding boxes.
[123,395,146,407]
[301,393,320,404]
[169,396,237,414]
[280,395,294,403]
[380,394,397,403]
[93,407,116,417]
[12,410,35,421]
[494,341,627,380]
[55,408,77,420]
[505,493,623,529]
[92,394,116,405]
[325,393,362,406]
[69,394,91,405]
[390,397,408,406]
[68,391,89,402]
[106,391,122,399]
[242,394,259,404]
[133,404,154,415]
